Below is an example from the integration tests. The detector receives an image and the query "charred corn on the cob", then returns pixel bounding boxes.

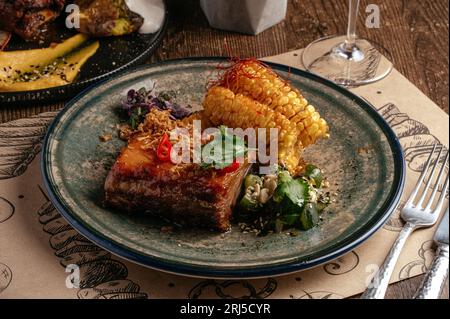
[203,86,301,170]
[220,60,329,147]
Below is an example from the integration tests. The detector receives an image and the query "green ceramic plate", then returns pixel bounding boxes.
[41,58,405,278]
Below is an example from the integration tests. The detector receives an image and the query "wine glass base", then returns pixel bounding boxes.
[302,35,393,87]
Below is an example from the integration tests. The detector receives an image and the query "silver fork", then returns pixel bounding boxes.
[361,144,449,299]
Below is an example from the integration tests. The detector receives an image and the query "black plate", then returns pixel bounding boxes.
[0,3,168,106]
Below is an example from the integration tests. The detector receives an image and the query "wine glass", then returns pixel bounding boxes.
[302,0,393,87]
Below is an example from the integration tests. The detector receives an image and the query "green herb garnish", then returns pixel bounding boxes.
[272,171,309,226]
[201,126,248,170]
[129,106,147,130]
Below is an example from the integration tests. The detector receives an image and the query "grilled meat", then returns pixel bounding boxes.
[73,0,143,37]
[104,110,250,232]
[104,142,249,231]
[0,0,66,41]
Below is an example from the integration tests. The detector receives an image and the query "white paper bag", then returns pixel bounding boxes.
[200,0,287,35]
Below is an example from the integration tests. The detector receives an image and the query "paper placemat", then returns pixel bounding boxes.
[0,49,448,299]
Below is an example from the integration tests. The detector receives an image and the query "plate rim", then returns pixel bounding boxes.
[0,1,169,106]
[41,57,406,278]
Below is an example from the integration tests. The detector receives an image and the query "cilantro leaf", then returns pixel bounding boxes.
[273,173,309,225]
[201,126,248,170]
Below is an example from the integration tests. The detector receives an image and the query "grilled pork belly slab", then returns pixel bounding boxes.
[104,136,250,232]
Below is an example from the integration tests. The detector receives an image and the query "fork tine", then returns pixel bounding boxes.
[406,143,438,206]
[416,146,444,208]
[425,150,449,211]
[433,171,449,215]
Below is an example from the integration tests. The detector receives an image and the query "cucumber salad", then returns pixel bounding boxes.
[238,165,331,236]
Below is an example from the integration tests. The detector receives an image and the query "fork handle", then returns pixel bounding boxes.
[361,222,416,299]
[414,244,449,299]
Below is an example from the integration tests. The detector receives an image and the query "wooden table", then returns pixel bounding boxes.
[0,0,448,299]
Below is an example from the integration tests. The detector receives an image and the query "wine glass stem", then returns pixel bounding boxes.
[344,0,360,52]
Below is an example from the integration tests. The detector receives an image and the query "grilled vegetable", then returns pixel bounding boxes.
[204,59,329,173]
[218,59,329,147]
[203,86,300,170]
[74,0,144,37]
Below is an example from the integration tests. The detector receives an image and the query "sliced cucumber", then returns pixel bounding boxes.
[300,203,320,230]
[239,194,259,211]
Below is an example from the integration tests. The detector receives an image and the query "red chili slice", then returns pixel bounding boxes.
[156,133,173,162]
[218,159,241,174]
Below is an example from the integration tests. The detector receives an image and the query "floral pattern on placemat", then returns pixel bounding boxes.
[36,186,148,299]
